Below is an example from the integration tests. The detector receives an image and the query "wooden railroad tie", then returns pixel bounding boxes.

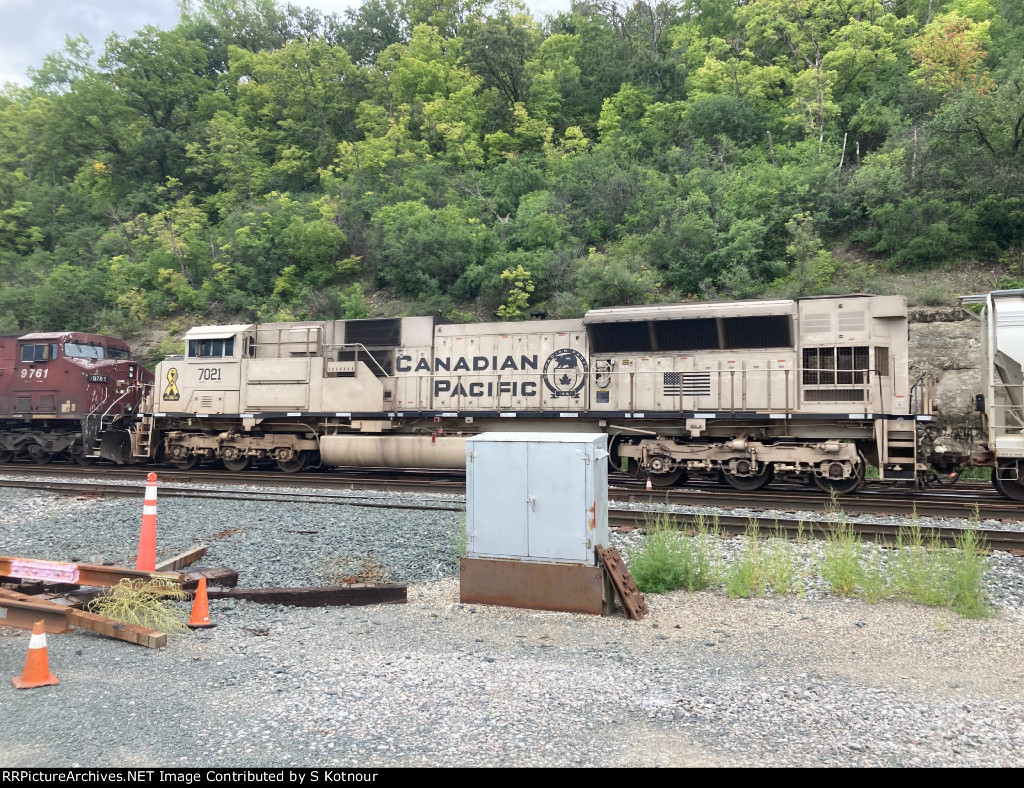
[0,587,167,648]
[597,545,648,621]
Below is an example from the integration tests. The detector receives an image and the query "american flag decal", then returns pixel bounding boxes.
[664,372,711,397]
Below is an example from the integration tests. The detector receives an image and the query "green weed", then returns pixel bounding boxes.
[724,519,765,598]
[452,516,468,559]
[944,510,991,618]
[858,544,889,603]
[631,510,718,594]
[820,507,861,596]
[762,522,797,596]
[624,500,993,620]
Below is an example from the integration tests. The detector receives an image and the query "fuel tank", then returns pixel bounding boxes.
[319,435,467,469]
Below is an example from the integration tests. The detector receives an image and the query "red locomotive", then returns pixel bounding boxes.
[0,332,153,464]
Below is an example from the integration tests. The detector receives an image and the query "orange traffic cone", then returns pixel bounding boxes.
[12,620,59,689]
[136,472,158,572]
[646,477,653,491]
[187,577,215,629]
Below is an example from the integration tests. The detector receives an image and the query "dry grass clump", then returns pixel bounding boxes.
[87,578,189,633]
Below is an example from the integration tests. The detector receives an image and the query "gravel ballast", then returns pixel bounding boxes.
[2,483,1024,767]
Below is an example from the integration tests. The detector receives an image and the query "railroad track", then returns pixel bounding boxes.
[3,472,1024,554]
[0,463,1021,521]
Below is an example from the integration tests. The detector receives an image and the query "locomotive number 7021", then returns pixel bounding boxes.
[198,368,222,381]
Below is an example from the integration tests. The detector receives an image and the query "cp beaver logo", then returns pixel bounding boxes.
[543,348,588,398]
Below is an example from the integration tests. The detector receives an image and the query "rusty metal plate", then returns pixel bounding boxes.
[597,545,647,620]
[460,558,605,615]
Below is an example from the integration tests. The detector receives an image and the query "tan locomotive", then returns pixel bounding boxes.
[135,293,935,494]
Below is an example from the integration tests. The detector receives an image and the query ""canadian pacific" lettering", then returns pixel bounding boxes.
[395,355,541,398]
[395,354,538,373]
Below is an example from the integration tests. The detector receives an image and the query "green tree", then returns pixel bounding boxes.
[496,263,535,319]
[371,200,496,296]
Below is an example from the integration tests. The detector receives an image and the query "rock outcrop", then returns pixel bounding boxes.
[909,307,983,432]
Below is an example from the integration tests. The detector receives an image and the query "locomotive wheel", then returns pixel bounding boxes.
[276,450,310,474]
[992,460,1024,502]
[721,464,774,491]
[65,444,95,465]
[26,445,55,464]
[647,469,684,488]
[222,456,250,472]
[813,456,866,495]
[170,455,203,470]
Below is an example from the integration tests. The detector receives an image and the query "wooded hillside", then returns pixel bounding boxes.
[1,0,1021,352]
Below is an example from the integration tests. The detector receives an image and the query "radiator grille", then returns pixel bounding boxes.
[875,346,890,377]
[803,389,865,402]
[344,318,401,347]
[802,313,832,334]
[838,310,866,333]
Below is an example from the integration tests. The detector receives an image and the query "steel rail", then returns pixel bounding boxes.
[1,465,1020,521]
[606,511,1024,553]
[3,475,1022,555]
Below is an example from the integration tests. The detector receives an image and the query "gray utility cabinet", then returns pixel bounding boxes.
[465,433,609,565]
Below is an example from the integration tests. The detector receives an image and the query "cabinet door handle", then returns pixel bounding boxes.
[527,496,536,511]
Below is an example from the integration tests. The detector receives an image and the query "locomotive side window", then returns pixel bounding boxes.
[65,342,105,359]
[188,338,235,358]
[20,344,57,363]
[108,347,131,360]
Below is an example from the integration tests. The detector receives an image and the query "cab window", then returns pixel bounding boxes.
[188,338,234,358]
[21,344,57,362]
[108,347,131,360]
[64,342,106,359]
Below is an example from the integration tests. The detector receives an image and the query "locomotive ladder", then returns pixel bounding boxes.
[875,419,920,485]
[132,417,153,460]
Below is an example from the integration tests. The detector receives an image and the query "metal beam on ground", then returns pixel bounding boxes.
[0,588,71,633]
[206,583,407,607]
[0,556,182,588]
[0,587,168,647]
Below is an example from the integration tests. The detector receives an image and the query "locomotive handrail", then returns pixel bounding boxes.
[256,325,322,357]
[91,383,136,423]
[394,366,886,413]
[323,342,390,378]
